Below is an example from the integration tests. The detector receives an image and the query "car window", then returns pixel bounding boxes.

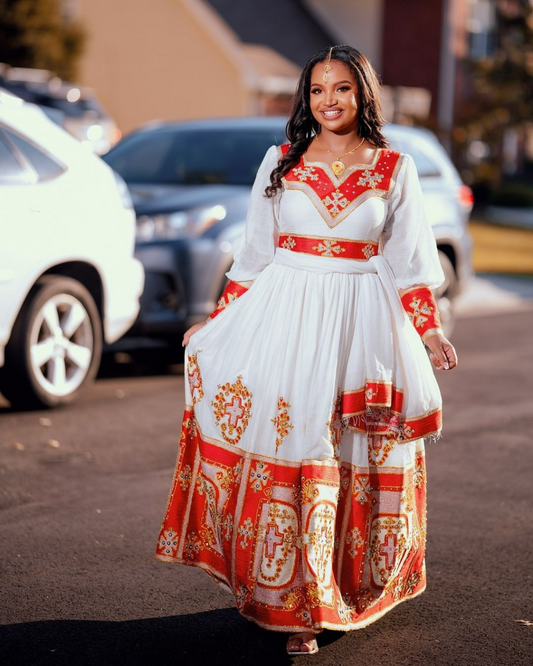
[36,95,106,119]
[388,140,442,178]
[105,128,285,186]
[105,130,175,183]
[5,129,64,181]
[0,132,29,183]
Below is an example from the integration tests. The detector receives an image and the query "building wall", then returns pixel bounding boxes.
[77,0,253,134]
[381,0,445,118]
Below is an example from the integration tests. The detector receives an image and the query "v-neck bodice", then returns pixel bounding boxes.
[225,143,445,293]
[279,143,403,236]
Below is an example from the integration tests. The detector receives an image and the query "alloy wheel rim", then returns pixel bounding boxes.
[29,294,94,397]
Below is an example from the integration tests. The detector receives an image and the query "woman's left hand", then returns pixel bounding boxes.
[425,333,458,370]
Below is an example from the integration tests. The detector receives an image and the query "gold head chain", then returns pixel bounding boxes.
[323,46,334,83]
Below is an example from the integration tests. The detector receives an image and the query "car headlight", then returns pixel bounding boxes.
[136,204,227,241]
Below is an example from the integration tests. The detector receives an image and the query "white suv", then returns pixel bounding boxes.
[0,92,144,408]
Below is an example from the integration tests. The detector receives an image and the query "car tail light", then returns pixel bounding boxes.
[458,184,474,209]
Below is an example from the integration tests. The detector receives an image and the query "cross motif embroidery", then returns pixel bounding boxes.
[363,243,376,259]
[293,166,318,182]
[189,370,200,391]
[379,533,398,569]
[357,169,384,189]
[281,236,296,250]
[212,375,252,445]
[323,190,349,216]
[365,387,376,401]
[316,525,331,561]
[225,396,245,427]
[312,239,346,257]
[408,297,434,328]
[264,523,284,558]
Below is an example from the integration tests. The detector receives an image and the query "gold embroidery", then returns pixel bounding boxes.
[270,397,294,452]
[312,239,346,257]
[281,236,296,250]
[362,242,376,259]
[327,390,344,459]
[249,460,271,493]
[293,166,318,182]
[179,464,192,491]
[357,169,384,189]
[187,352,204,404]
[345,526,364,558]
[158,527,179,557]
[406,296,435,328]
[322,189,349,216]
[211,375,252,445]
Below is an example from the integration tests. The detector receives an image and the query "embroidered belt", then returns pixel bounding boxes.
[278,234,378,261]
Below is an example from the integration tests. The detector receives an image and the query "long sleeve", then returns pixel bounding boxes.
[225,145,280,283]
[381,154,444,290]
[209,145,280,319]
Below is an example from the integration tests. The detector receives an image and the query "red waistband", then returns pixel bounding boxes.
[278,234,378,261]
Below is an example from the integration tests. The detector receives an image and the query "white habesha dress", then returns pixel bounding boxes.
[155,144,445,633]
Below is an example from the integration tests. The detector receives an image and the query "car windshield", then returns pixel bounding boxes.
[40,96,106,118]
[104,128,286,186]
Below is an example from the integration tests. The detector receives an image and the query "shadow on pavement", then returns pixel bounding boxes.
[0,353,184,413]
[0,609,344,665]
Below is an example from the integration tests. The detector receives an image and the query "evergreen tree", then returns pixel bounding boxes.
[472,0,533,126]
[454,0,533,187]
[0,0,86,80]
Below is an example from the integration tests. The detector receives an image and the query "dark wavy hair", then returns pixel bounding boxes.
[265,45,389,197]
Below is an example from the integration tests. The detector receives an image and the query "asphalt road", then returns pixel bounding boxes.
[1,308,533,666]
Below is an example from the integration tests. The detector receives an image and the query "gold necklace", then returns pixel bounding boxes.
[314,135,365,176]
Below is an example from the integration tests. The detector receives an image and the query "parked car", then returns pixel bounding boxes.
[0,91,144,408]
[0,65,120,155]
[103,116,473,356]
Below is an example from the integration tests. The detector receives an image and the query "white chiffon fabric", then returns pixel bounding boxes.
[186,144,445,468]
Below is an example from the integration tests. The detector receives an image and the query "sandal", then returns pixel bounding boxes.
[286,631,319,655]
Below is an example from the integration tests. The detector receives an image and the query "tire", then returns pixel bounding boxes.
[434,250,458,338]
[0,276,102,409]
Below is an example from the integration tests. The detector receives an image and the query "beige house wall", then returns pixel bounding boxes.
[77,0,254,134]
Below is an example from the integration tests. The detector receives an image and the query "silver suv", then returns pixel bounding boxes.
[104,117,473,355]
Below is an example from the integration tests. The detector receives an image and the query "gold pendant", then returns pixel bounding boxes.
[331,160,346,176]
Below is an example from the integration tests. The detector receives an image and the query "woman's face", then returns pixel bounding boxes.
[309,59,360,133]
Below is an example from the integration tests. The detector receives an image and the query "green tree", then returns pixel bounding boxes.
[454,0,533,188]
[0,0,86,80]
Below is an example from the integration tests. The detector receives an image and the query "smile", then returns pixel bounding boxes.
[321,109,343,118]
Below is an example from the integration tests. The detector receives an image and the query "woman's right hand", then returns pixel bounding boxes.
[182,321,208,347]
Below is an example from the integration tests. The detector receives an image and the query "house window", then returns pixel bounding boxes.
[467,0,497,60]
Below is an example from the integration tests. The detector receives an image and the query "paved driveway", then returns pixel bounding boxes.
[1,307,532,665]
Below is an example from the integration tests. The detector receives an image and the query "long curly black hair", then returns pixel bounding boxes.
[265,45,389,198]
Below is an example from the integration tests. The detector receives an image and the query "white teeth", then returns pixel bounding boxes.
[323,110,341,116]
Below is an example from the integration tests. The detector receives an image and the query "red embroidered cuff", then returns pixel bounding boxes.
[401,287,442,341]
[209,280,250,319]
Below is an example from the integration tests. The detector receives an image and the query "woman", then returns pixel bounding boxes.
[155,45,457,656]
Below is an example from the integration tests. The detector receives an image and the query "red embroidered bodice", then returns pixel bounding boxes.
[280,143,402,228]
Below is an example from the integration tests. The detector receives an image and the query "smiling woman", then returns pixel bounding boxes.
[155,45,457,658]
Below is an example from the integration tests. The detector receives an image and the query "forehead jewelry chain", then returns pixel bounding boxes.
[314,134,365,176]
[323,46,334,83]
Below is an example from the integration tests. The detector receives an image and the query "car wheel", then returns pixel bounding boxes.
[434,250,457,338]
[0,276,102,409]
